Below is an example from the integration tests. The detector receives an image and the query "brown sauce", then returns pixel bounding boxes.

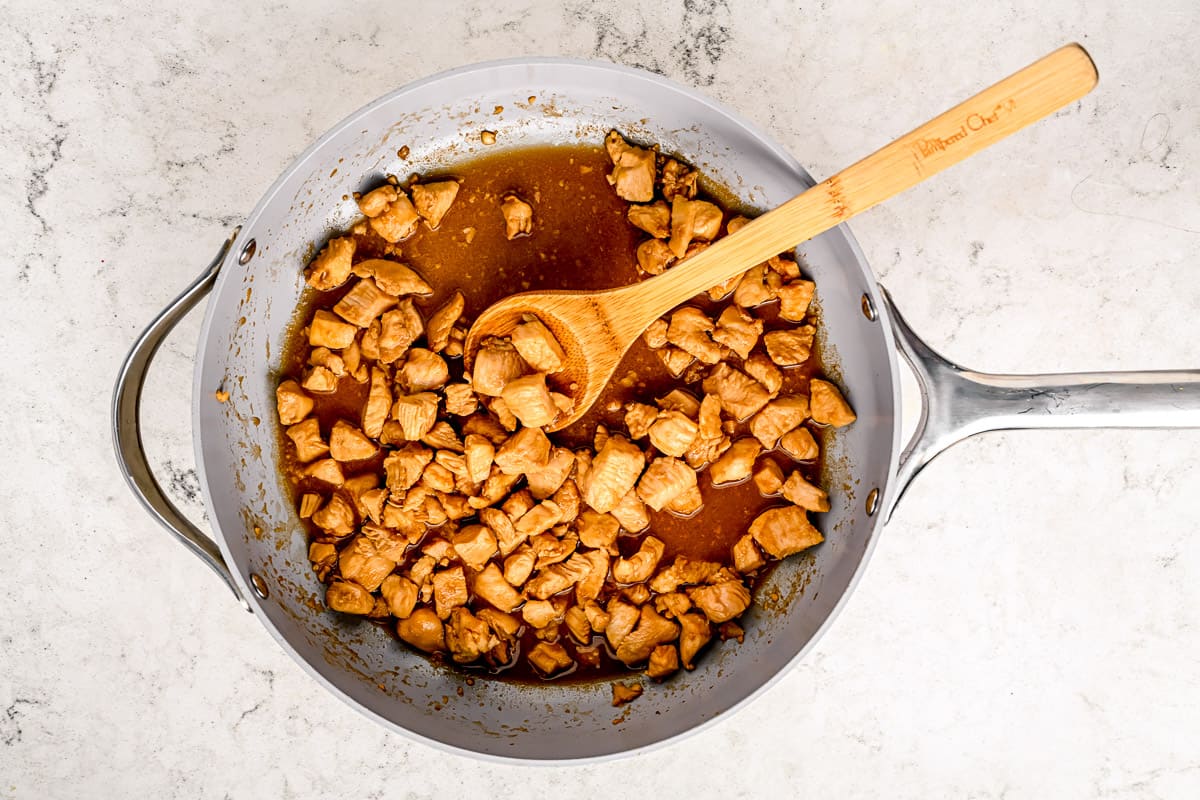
[279,144,827,683]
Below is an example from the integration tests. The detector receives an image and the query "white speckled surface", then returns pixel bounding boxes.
[2,0,1198,796]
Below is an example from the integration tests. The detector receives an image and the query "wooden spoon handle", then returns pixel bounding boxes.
[615,44,1098,334]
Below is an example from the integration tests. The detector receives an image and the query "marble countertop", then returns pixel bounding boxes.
[2,0,1197,796]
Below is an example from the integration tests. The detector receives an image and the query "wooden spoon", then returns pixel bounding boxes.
[465,44,1098,431]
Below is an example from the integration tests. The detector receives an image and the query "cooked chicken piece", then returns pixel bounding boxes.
[421,422,461,453]
[285,418,327,462]
[612,536,666,584]
[655,346,694,378]
[649,555,720,593]
[338,535,395,592]
[391,392,438,440]
[307,540,337,580]
[470,562,522,613]
[503,544,537,586]
[462,412,510,444]
[396,349,448,393]
[515,501,564,539]
[647,644,680,679]
[604,130,655,202]
[471,338,528,396]
[615,605,680,665]
[667,195,723,258]
[303,457,344,488]
[627,199,671,238]
[440,383,477,417]
[357,185,398,217]
[326,581,374,615]
[525,552,593,600]
[308,347,346,377]
[501,489,535,520]
[660,158,697,200]
[809,379,857,427]
[341,337,364,376]
[634,238,675,276]
[731,534,767,574]
[643,318,669,349]
[358,518,406,561]
[777,279,815,322]
[611,682,643,707]
[331,278,396,328]
[461,433,495,485]
[378,574,419,619]
[712,305,763,360]
[301,366,337,394]
[531,529,577,569]
[781,471,831,512]
[499,373,559,428]
[476,607,521,666]
[369,190,420,243]
[623,403,659,441]
[305,236,356,290]
[665,307,720,365]
[705,272,741,302]
[299,493,323,520]
[353,258,433,297]
[383,443,433,493]
[752,459,785,495]
[419,293,464,355]
[521,598,562,628]
[574,550,609,603]
[483,395,517,431]
[499,194,533,239]
[552,478,581,523]
[582,600,611,634]
[409,180,460,229]
[762,254,800,280]
[525,447,574,499]
[328,420,376,462]
[647,411,699,458]
[605,598,641,649]
[306,310,356,351]
[407,553,436,588]
[431,566,469,619]
[353,367,390,439]
[470,466,523,510]
[582,435,646,514]
[743,353,783,396]
[665,484,704,516]
[780,427,819,461]
[702,363,771,421]
[494,426,551,475]
[527,641,573,676]
[439,492,473,521]
[678,612,712,669]
[576,510,619,550]
[360,319,381,361]
[732,263,777,308]
[654,592,692,620]
[749,505,823,558]
[609,488,650,533]
[309,494,350,537]
[396,607,446,653]
[688,580,751,624]
[750,395,810,448]
[443,607,499,664]
[708,437,762,486]
[510,317,566,373]
[764,326,816,366]
[636,457,697,512]
[447,525,496,569]
[378,301,424,364]
[564,605,591,643]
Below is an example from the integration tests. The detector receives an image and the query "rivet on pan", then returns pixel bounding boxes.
[861,293,877,321]
[239,238,257,265]
[250,572,269,599]
[865,488,880,516]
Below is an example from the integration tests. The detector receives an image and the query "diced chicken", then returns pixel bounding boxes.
[410,180,460,229]
[499,194,533,239]
[706,273,741,302]
[360,319,381,361]
[552,479,581,524]
[749,505,823,558]
[627,200,671,238]
[308,310,357,350]
[582,600,611,634]
[593,424,610,453]
[503,544,536,586]
[304,458,345,488]
[678,612,712,669]
[510,317,567,373]
[478,608,521,666]
[525,552,593,600]
[611,682,643,707]
[731,534,767,574]
[308,347,346,377]
[666,307,721,364]
[712,305,763,360]
[328,420,377,462]
[391,392,439,440]
[445,607,499,664]
[462,413,510,444]
[396,607,445,653]
[422,421,462,452]
[636,457,697,512]
[425,291,464,354]
[764,326,816,366]
[643,318,669,349]
[604,130,655,202]
[781,471,831,512]
[624,403,659,440]
[527,447,574,499]
[749,395,810,448]
[500,373,559,428]
[743,353,783,395]
[732,264,777,308]
[809,379,856,427]
[301,366,337,394]
[357,185,398,218]
[780,427,819,461]
[778,279,815,321]
[688,580,751,623]
[339,536,395,592]
[378,300,425,363]
[355,367,390,439]
[665,484,703,516]
[651,593,689,620]
[306,236,356,290]
[530,529,577,570]
[612,536,666,584]
[379,574,419,619]
[615,605,680,665]
[576,510,619,550]
[647,644,680,679]
[521,599,561,628]
[709,437,762,486]
[564,605,591,643]
[471,466,523,510]
[486,396,518,431]
[655,346,694,378]
[660,158,697,201]
[311,494,354,536]
[369,189,420,243]
[449,525,498,569]
[636,238,675,276]
[702,363,771,421]
[621,583,652,605]
[460,433,495,485]
[471,563,523,613]
[574,550,609,603]
[333,278,397,328]
[494,426,551,475]
[515,501,564,539]
[431,566,469,619]
[471,338,528,396]
[527,641,573,676]
[394,349,447,393]
[443,383,479,417]
[299,494,323,520]
[286,418,327,462]
[383,443,433,493]
[360,519,406,562]
[609,488,650,533]
[353,258,433,297]
[582,436,646,514]
[501,489,535,520]
[753,459,785,495]
[326,581,375,615]
[649,556,720,593]
[667,195,722,258]
[646,411,698,458]
[605,598,640,650]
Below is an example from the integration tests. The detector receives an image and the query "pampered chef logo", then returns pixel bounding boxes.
[914,98,1018,157]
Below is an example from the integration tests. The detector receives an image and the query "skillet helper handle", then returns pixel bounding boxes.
[112,229,250,610]
[883,289,1200,520]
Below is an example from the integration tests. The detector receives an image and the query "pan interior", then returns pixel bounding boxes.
[193,59,899,761]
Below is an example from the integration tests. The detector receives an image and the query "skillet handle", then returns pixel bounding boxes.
[881,287,1200,520]
[111,229,250,610]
